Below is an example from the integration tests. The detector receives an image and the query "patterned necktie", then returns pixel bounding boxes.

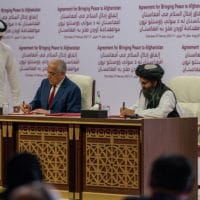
[48,86,56,109]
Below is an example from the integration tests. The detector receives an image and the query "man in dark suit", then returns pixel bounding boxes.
[21,59,81,114]
[124,154,194,200]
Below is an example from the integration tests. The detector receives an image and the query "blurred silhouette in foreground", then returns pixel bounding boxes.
[0,152,43,200]
[9,181,59,200]
[124,154,194,200]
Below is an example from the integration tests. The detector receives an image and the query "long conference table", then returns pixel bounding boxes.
[0,114,198,200]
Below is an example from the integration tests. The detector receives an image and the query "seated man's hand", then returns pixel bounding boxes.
[20,103,31,113]
[120,107,135,117]
[30,108,49,114]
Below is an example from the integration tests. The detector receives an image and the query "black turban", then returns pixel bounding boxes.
[135,64,164,81]
[0,20,7,36]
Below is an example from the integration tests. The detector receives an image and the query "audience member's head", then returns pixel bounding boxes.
[150,154,194,195]
[5,152,43,191]
[9,182,59,200]
[123,154,194,200]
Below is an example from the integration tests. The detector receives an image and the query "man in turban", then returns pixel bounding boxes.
[120,64,181,118]
[0,19,22,112]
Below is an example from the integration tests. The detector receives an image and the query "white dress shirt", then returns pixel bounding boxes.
[129,90,182,118]
[0,41,21,106]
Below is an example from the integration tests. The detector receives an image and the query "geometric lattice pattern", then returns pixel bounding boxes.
[17,123,68,186]
[85,127,140,190]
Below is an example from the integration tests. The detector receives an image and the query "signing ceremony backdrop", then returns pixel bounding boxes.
[1,0,200,114]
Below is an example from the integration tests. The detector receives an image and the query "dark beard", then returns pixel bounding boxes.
[142,87,155,101]
[141,81,175,110]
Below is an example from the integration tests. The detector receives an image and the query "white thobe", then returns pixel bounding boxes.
[0,41,21,106]
[129,90,182,118]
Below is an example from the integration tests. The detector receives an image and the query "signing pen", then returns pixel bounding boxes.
[122,101,125,110]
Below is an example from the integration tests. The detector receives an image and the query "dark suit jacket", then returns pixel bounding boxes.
[30,77,81,113]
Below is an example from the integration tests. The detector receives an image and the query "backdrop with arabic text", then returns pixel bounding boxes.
[1,0,200,114]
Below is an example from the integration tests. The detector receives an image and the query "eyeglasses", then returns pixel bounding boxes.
[47,71,59,76]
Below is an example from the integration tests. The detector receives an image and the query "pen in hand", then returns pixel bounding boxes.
[120,101,126,117]
[122,101,125,110]
[21,101,26,112]
[21,101,30,113]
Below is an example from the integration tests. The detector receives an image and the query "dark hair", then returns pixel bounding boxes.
[5,152,43,190]
[150,154,194,193]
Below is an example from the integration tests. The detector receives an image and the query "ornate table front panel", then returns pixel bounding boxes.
[82,126,141,195]
[17,123,69,189]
